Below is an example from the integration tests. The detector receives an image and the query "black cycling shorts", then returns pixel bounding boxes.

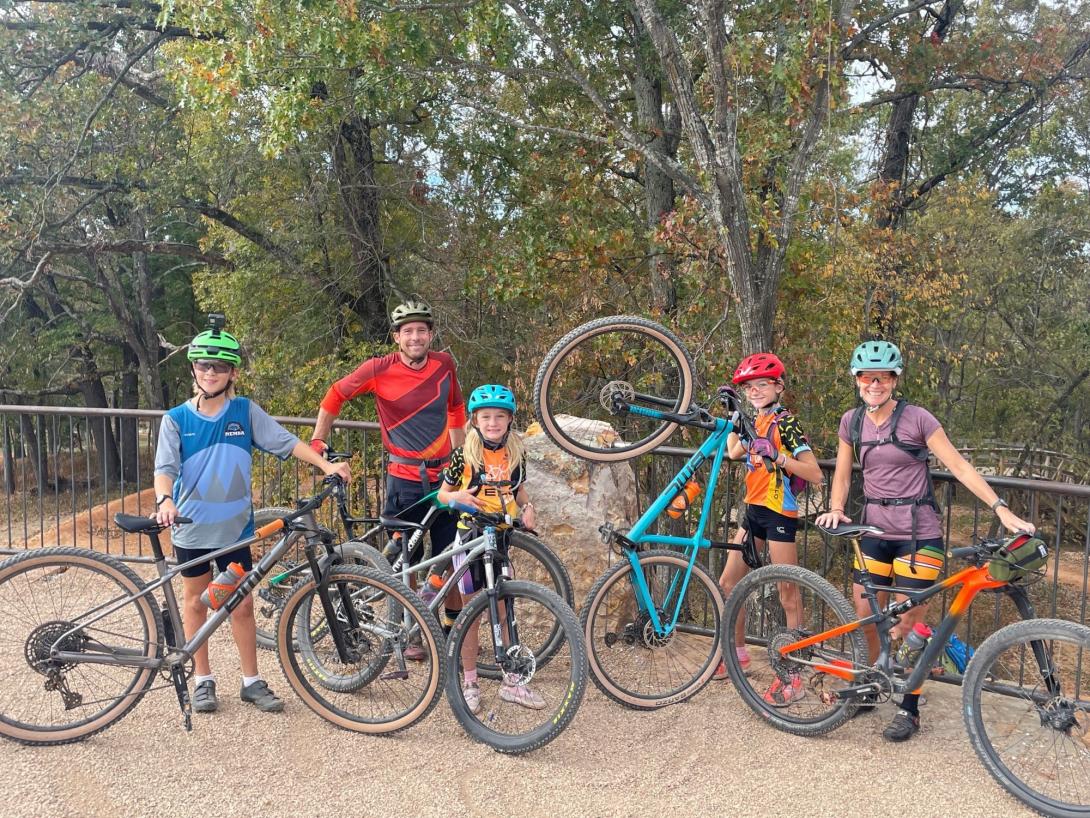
[742,505,798,543]
[173,543,254,579]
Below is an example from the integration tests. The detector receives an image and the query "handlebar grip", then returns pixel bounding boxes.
[949,546,981,560]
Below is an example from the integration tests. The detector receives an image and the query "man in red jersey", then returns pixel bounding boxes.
[310,301,466,642]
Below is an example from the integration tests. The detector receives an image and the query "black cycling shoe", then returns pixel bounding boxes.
[882,709,920,742]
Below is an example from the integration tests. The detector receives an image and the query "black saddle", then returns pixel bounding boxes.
[113,513,191,534]
[379,515,428,532]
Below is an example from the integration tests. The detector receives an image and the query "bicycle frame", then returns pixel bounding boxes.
[50,510,366,671]
[609,404,737,638]
[779,559,1056,701]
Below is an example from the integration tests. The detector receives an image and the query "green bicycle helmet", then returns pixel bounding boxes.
[467,384,516,414]
[390,299,434,330]
[850,340,903,375]
[187,327,242,367]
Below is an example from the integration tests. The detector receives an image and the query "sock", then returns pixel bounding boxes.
[900,693,920,717]
[242,674,261,687]
[463,668,478,685]
[194,674,215,685]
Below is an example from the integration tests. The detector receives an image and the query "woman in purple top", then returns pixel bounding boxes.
[816,340,1033,743]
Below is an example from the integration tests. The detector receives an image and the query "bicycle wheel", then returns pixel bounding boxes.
[476,532,575,680]
[580,549,722,709]
[253,504,388,651]
[0,548,162,746]
[962,618,1090,817]
[292,540,397,691]
[720,564,866,736]
[533,315,695,461]
[446,580,587,753]
[277,565,445,734]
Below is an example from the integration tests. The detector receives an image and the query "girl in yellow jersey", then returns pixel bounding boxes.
[437,384,540,714]
[713,354,824,706]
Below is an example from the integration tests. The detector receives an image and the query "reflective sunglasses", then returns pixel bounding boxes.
[855,372,896,385]
[192,360,233,374]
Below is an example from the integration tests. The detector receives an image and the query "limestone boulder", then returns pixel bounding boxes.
[522,416,639,604]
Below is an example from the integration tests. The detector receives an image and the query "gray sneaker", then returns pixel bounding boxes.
[240,679,284,713]
[193,679,218,713]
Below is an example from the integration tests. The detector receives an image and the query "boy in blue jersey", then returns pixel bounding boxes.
[153,318,350,714]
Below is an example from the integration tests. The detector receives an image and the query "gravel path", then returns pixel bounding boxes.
[2,635,1035,818]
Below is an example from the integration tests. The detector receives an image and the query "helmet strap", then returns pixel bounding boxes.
[865,395,894,414]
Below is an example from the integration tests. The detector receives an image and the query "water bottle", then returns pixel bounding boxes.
[667,480,701,519]
[201,562,246,610]
[419,573,443,605]
[895,622,933,669]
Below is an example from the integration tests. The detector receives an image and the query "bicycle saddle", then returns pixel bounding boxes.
[816,523,884,538]
[379,515,428,531]
[113,513,191,533]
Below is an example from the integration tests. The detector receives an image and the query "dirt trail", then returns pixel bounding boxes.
[0,638,1035,818]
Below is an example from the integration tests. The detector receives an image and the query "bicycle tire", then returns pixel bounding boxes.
[277,565,445,734]
[446,580,587,754]
[0,548,162,746]
[962,618,1090,817]
[533,315,695,461]
[253,504,388,651]
[720,563,866,736]
[580,549,722,709]
[290,540,397,692]
[476,531,575,680]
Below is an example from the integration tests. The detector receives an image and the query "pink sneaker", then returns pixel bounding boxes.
[736,646,751,670]
[762,674,805,707]
[713,660,728,680]
[499,674,545,709]
[404,643,426,662]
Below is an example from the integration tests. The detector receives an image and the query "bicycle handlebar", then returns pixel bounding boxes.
[717,386,774,472]
[448,501,524,529]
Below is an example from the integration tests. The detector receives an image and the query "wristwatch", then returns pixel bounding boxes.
[990,498,1009,512]
[155,493,172,508]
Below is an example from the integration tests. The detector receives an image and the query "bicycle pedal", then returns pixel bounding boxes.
[598,523,615,544]
[380,670,409,681]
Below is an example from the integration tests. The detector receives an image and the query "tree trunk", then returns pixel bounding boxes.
[127,213,166,410]
[2,420,14,495]
[79,375,121,484]
[118,345,140,484]
[631,10,680,315]
[18,411,49,494]
[334,114,391,340]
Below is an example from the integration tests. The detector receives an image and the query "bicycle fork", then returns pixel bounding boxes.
[483,529,521,672]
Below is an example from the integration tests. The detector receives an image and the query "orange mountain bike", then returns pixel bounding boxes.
[720,523,1090,818]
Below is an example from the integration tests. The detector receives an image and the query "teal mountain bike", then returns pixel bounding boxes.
[533,315,768,708]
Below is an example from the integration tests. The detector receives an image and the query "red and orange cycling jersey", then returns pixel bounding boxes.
[320,351,466,482]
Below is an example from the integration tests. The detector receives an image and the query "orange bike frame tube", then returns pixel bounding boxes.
[777,565,1005,669]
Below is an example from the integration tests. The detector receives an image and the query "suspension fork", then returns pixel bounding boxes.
[481,527,518,665]
[305,540,362,663]
[1006,584,1063,696]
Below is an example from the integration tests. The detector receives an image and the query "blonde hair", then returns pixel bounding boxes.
[462,411,525,475]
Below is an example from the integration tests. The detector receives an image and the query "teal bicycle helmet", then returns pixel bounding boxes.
[467,384,516,414]
[850,340,903,375]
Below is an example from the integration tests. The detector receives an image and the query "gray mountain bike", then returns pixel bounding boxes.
[0,476,446,745]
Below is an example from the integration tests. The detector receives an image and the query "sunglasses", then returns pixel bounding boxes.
[193,360,233,374]
[742,379,780,392]
[856,372,896,385]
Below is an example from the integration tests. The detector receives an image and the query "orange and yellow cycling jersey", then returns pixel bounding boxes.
[743,409,811,518]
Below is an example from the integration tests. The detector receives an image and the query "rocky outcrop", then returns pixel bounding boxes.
[522,416,638,604]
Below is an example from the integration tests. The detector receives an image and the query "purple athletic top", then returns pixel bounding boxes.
[838,404,942,540]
